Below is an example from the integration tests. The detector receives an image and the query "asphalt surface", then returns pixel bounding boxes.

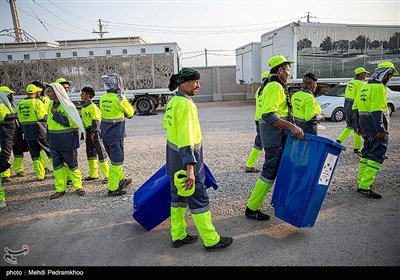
[1,188,399,275]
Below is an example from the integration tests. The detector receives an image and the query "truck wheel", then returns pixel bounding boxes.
[332,107,344,122]
[135,96,155,115]
[149,95,160,109]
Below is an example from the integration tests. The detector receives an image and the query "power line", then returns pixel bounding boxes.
[46,0,96,23]
[103,17,300,29]
[17,8,90,35]
[26,0,56,41]
[32,0,92,33]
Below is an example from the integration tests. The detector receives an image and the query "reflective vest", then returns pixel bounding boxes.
[259,81,289,118]
[81,101,101,130]
[163,93,202,148]
[47,101,79,131]
[291,90,321,122]
[355,82,388,133]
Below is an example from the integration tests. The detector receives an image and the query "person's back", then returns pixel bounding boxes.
[353,61,398,199]
[99,74,134,197]
[337,67,369,154]
[17,84,51,181]
[291,72,323,135]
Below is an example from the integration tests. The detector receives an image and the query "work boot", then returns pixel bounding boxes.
[107,188,127,197]
[84,176,98,181]
[245,166,260,173]
[50,191,66,200]
[204,236,233,251]
[76,189,86,196]
[1,177,11,183]
[171,234,198,248]
[357,188,382,199]
[119,178,132,189]
[245,207,270,221]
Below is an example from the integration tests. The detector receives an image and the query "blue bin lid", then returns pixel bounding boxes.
[303,133,347,151]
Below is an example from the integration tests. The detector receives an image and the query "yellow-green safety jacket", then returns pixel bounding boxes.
[47,101,80,150]
[163,92,203,177]
[81,101,101,132]
[354,81,388,134]
[99,92,134,140]
[16,97,47,140]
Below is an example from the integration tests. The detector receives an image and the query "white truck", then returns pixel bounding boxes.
[0,37,182,115]
[236,21,400,93]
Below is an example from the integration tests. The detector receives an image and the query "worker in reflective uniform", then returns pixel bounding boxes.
[55,78,72,94]
[31,81,52,173]
[0,86,25,182]
[81,86,109,183]
[164,68,233,251]
[244,70,270,173]
[99,73,134,197]
[353,61,398,199]
[16,84,52,181]
[245,55,304,220]
[337,67,370,154]
[46,83,85,199]
[291,73,324,135]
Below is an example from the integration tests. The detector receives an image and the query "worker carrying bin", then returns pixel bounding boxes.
[133,164,218,231]
[271,133,346,228]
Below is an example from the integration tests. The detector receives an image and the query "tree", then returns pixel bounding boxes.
[388,32,400,54]
[320,36,333,53]
[369,40,381,50]
[353,35,370,54]
[336,39,349,54]
[297,38,312,51]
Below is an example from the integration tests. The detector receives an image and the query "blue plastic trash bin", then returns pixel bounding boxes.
[133,163,218,231]
[271,133,346,228]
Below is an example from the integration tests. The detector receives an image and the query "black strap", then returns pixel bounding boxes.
[285,88,295,124]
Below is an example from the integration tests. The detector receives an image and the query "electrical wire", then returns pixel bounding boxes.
[46,0,97,22]
[17,8,89,35]
[26,0,56,41]
[32,0,92,33]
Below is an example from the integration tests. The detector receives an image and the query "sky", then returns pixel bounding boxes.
[1,0,399,67]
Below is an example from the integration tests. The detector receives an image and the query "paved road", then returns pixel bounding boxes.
[1,186,399,273]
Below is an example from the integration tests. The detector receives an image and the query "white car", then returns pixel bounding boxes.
[316,84,400,122]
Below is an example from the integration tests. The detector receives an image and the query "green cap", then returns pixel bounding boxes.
[55,78,71,84]
[0,86,15,94]
[261,71,270,79]
[377,61,399,76]
[354,67,370,75]
[268,55,295,69]
[26,84,43,93]
[173,170,195,197]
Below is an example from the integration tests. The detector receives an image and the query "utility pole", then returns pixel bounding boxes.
[9,0,23,42]
[307,11,310,23]
[93,19,108,38]
[205,48,208,66]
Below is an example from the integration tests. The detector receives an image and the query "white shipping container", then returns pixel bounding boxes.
[260,22,400,80]
[235,42,261,84]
